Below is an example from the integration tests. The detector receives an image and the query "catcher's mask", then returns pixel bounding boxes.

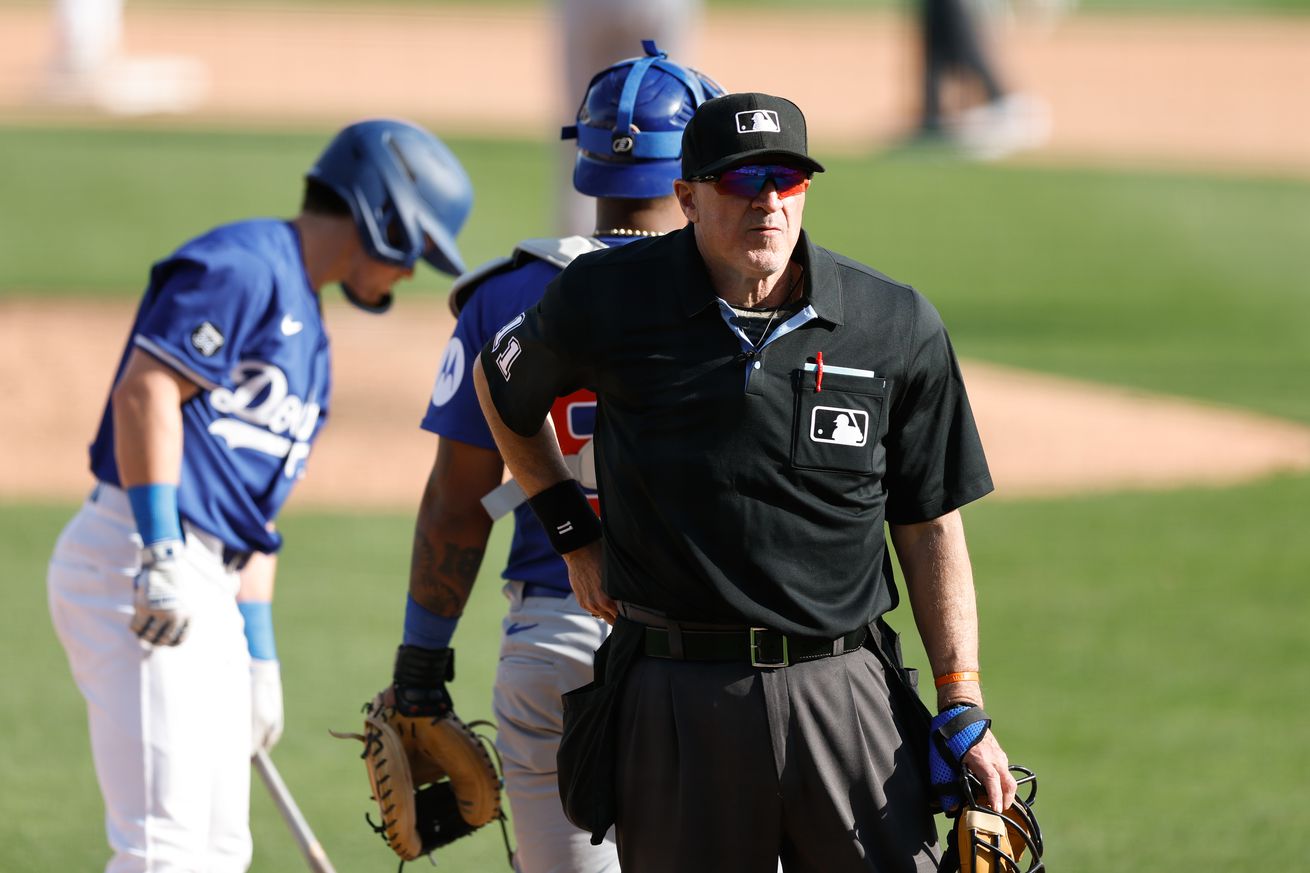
[562,39,724,199]
[306,119,472,312]
[939,766,1045,873]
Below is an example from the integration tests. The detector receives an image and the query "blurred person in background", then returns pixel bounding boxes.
[46,119,471,873]
[379,41,721,873]
[41,0,208,114]
[914,0,1049,159]
[555,0,703,235]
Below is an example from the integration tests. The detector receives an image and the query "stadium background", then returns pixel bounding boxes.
[2,0,1308,869]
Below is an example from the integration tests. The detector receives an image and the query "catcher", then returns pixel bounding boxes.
[335,648,507,863]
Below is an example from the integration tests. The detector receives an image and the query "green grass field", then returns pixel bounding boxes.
[8,475,1310,869]
[3,115,1308,869]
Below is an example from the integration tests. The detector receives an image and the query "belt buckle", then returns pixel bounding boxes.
[749,627,789,668]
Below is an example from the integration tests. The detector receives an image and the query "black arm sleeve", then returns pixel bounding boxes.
[478,271,591,437]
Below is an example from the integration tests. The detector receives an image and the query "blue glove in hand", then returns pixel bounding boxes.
[929,703,991,815]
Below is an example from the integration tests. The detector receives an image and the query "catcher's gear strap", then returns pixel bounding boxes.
[448,236,609,316]
[938,706,990,751]
[481,438,596,520]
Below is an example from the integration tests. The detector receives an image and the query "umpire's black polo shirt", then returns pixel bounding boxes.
[481,225,992,638]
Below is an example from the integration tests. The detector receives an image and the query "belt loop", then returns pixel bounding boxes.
[666,622,685,659]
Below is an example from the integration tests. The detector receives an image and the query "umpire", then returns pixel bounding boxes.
[475,92,1016,872]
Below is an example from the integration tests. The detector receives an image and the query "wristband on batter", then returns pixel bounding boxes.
[126,483,184,546]
[527,479,602,555]
[403,593,459,650]
[238,601,278,661]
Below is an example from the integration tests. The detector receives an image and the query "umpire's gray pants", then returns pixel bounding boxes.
[613,647,939,873]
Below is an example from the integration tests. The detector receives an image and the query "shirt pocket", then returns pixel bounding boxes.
[790,368,890,474]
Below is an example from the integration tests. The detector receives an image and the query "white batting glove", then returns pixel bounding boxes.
[131,539,191,646]
[250,658,285,755]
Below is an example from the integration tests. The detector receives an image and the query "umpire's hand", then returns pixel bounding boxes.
[563,541,617,623]
[963,731,1018,813]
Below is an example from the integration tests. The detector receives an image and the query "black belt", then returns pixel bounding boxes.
[643,624,867,669]
[221,546,251,573]
[522,582,570,599]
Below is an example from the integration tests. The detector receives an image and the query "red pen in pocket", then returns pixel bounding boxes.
[815,351,824,392]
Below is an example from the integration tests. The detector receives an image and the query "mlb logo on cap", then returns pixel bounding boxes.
[681,92,825,179]
[735,109,780,133]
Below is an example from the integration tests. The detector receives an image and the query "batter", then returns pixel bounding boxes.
[47,119,472,873]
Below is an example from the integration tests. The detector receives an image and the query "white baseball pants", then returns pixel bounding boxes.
[48,483,252,873]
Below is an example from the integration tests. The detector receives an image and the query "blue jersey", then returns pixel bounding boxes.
[89,219,331,555]
[423,240,626,590]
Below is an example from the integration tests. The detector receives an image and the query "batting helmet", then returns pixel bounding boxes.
[562,40,723,199]
[307,119,472,310]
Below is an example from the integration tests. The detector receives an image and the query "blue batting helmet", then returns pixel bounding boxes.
[307,119,472,278]
[563,40,724,199]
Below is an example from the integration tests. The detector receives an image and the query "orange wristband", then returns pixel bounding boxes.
[933,670,980,689]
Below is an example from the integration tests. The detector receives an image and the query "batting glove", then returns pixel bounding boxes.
[131,538,191,646]
[250,659,284,755]
[929,703,992,815]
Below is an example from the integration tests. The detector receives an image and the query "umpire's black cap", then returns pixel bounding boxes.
[681,92,826,178]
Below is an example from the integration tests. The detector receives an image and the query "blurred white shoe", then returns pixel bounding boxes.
[954,93,1051,161]
[41,54,208,116]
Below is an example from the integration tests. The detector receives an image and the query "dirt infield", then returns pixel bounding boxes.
[2,5,1309,508]
[3,298,1308,509]
[1,5,1308,175]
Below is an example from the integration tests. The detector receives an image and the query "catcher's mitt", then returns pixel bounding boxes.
[334,692,504,862]
[938,766,1045,873]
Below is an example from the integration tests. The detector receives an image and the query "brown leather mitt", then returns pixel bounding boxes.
[335,694,503,861]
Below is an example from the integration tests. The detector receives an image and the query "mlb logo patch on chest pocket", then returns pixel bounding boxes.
[810,406,869,447]
[791,369,888,475]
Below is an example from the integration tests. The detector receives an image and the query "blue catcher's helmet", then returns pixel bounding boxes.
[307,119,472,310]
[563,40,724,199]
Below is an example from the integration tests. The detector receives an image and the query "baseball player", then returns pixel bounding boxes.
[46,119,472,873]
[553,0,703,235]
[381,43,721,873]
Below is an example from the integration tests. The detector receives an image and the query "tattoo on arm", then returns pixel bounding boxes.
[411,529,483,617]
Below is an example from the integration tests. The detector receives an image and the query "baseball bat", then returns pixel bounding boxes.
[253,749,338,873]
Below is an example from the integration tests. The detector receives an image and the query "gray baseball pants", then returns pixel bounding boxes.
[613,646,940,873]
